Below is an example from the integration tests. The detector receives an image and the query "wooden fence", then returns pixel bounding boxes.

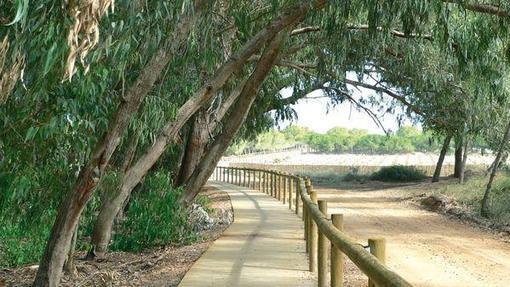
[212,166,413,287]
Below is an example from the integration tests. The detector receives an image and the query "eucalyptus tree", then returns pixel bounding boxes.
[86,0,327,259]
[1,0,213,285]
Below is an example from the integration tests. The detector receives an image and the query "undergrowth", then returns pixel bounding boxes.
[370,165,427,182]
[111,172,198,252]
[0,169,199,267]
[434,174,510,224]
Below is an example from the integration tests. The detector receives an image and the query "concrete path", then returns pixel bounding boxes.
[179,181,315,287]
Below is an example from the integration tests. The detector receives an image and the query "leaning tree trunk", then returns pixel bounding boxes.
[180,32,286,205]
[32,9,200,287]
[481,118,510,217]
[86,3,315,257]
[90,79,243,258]
[174,109,210,186]
[175,79,245,186]
[459,139,469,184]
[63,224,78,278]
[454,137,463,178]
[432,134,452,183]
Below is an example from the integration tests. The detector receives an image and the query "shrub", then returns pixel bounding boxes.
[370,165,427,182]
[342,172,369,183]
[0,166,73,267]
[111,172,198,252]
[342,168,369,183]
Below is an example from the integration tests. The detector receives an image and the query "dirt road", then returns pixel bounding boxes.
[316,183,510,287]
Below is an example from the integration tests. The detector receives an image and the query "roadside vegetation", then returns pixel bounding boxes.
[0,171,200,268]
[431,174,510,226]
[370,166,428,182]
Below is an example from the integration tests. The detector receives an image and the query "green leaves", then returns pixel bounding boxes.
[24,126,38,142]
[5,0,29,26]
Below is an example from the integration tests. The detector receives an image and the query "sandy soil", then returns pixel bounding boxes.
[314,181,510,287]
[0,187,233,287]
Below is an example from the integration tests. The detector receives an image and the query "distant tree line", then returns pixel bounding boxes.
[228,125,488,155]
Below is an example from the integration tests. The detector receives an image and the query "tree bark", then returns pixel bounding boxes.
[481,118,510,217]
[459,139,469,184]
[174,79,246,186]
[32,8,200,287]
[180,32,286,205]
[63,225,78,278]
[454,137,463,178]
[432,134,452,182]
[174,110,210,186]
[114,135,139,222]
[87,0,323,259]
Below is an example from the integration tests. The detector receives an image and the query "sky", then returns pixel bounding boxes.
[276,74,417,135]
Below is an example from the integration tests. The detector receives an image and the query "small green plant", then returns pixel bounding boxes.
[111,172,198,252]
[370,165,427,182]
[342,172,369,183]
[195,194,213,213]
[342,168,369,183]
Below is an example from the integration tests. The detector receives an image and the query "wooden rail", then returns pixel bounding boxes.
[213,166,413,287]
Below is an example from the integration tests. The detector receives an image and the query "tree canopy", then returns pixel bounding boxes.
[2,1,510,286]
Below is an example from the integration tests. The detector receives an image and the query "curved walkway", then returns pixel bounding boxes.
[179,181,315,287]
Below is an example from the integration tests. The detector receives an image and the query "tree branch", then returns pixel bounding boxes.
[291,25,434,41]
[443,0,508,17]
[322,86,389,134]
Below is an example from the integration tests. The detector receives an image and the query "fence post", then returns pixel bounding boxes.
[277,173,282,201]
[309,191,318,272]
[265,172,269,194]
[295,177,300,215]
[305,179,312,252]
[273,171,278,198]
[288,175,292,210]
[268,172,271,195]
[318,200,329,287]
[283,173,287,204]
[368,238,386,287]
[262,172,266,193]
[257,170,260,190]
[299,179,308,247]
[272,172,276,197]
[331,214,344,287]
[258,170,262,191]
